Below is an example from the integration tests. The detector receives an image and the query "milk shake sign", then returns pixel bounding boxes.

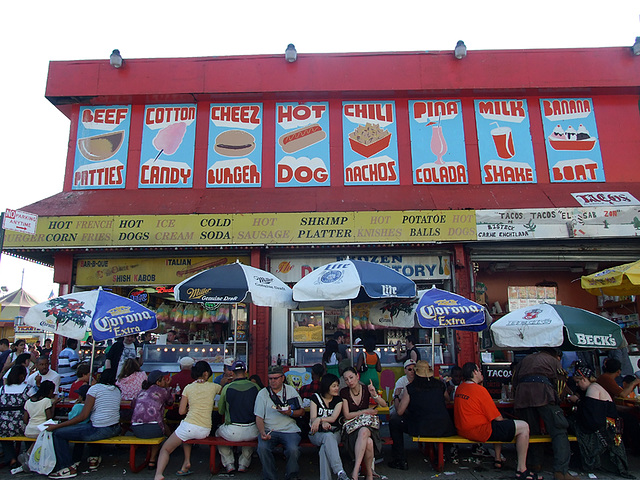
[73,105,131,190]
[207,103,263,188]
[474,99,536,184]
[139,104,197,188]
[342,101,399,185]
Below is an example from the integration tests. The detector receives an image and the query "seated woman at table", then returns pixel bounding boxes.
[1,339,27,375]
[0,365,30,469]
[24,380,58,438]
[341,366,387,480]
[131,370,174,470]
[569,364,634,479]
[309,373,349,480]
[154,360,221,480]
[46,368,122,479]
[116,358,147,401]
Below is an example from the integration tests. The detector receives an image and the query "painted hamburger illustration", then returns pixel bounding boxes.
[77,131,125,161]
[214,130,256,157]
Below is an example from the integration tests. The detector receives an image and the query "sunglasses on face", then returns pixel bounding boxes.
[405,367,415,372]
[268,375,284,381]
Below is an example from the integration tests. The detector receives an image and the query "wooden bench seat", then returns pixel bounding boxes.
[0,435,164,473]
[412,434,578,472]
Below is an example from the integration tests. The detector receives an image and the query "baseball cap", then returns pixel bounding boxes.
[403,359,416,368]
[231,360,246,371]
[179,357,195,368]
[74,384,91,399]
[148,370,168,384]
[223,357,235,368]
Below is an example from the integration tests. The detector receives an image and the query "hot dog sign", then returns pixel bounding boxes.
[275,102,330,187]
[207,103,263,188]
[139,104,197,188]
[73,105,131,190]
[342,101,399,186]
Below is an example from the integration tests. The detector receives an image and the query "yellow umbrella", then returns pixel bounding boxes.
[581,259,640,296]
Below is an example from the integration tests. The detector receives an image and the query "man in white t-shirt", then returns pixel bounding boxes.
[27,356,61,394]
[391,359,416,412]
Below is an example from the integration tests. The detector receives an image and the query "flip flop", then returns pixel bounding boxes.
[176,469,193,476]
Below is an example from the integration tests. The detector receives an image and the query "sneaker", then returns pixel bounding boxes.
[471,445,492,458]
[226,465,236,473]
[238,466,248,473]
[88,456,101,470]
[338,471,350,480]
[48,466,77,479]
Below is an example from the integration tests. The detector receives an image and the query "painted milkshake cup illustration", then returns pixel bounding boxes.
[490,122,515,159]
[430,124,448,165]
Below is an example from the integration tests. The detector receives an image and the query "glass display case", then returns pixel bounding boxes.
[141,341,247,373]
[291,310,324,344]
[292,343,442,367]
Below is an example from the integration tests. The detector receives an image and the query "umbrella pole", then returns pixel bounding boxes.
[233,303,238,360]
[431,328,435,369]
[89,341,96,379]
[349,300,354,367]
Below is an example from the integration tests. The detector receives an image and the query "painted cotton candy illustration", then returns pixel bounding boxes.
[153,122,187,160]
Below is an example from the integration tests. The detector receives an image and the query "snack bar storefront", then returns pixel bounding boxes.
[4,47,640,380]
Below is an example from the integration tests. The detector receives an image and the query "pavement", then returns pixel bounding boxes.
[7,430,640,480]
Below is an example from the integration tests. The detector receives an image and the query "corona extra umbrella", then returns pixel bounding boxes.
[415,286,491,366]
[490,303,625,350]
[581,259,640,296]
[174,261,297,357]
[292,259,417,364]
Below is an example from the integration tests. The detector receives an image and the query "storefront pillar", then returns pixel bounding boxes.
[51,252,73,368]
[453,243,479,367]
[250,248,270,381]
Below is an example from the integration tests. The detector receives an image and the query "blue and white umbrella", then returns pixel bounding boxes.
[415,287,491,366]
[293,259,417,363]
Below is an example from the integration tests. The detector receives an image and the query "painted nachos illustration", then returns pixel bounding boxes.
[44,297,91,329]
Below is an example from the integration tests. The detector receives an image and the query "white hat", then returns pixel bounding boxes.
[179,356,195,368]
[223,357,235,367]
[403,359,416,368]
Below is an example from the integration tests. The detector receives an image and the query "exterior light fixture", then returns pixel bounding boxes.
[110,49,124,68]
[632,37,640,56]
[454,40,467,59]
[285,43,297,62]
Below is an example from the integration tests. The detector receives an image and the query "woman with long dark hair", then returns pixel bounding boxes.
[355,337,381,390]
[322,340,342,378]
[0,365,29,468]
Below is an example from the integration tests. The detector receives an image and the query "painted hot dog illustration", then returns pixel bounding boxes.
[278,123,326,153]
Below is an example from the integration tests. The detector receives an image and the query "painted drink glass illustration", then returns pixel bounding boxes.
[430,125,447,165]
[490,123,515,159]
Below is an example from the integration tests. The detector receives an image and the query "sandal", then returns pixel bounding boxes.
[516,470,542,480]
[494,460,504,469]
[148,461,157,470]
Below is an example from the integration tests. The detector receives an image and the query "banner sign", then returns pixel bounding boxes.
[207,103,263,188]
[139,104,197,188]
[342,101,399,185]
[73,105,131,190]
[476,206,640,240]
[540,98,605,183]
[275,102,330,187]
[3,210,476,249]
[474,99,536,184]
[571,192,640,207]
[409,100,468,184]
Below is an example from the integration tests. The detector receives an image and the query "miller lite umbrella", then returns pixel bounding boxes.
[490,303,625,350]
[415,286,491,366]
[24,288,157,374]
[292,259,417,364]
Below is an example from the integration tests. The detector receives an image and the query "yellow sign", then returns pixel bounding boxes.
[3,210,476,249]
[75,256,250,286]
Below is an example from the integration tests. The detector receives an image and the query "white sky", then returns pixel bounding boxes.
[0,0,638,302]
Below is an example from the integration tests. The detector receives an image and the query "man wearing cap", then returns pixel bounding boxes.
[392,359,416,409]
[216,360,260,473]
[214,358,235,387]
[170,357,196,391]
[387,359,416,469]
[255,365,304,480]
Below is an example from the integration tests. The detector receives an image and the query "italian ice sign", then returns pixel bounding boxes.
[540,98,604,183]
[342,101,399,185]
[276,102,330,187]
[73,106,131,190]
[207,103,263,188]
[139,104,197,188]
[409,100,468,184]
[474,99,536,184]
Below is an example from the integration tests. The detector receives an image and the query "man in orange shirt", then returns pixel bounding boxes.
[454,363,535,480]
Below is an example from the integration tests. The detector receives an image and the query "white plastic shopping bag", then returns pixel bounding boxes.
[29,430,56,475]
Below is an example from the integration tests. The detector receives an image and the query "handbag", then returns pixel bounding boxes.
[342,413,380,434]
[29,430,56,475]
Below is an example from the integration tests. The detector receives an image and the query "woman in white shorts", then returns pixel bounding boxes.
[154,361,221,480]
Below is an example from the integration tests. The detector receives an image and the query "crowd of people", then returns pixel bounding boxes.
[0,333,639,480]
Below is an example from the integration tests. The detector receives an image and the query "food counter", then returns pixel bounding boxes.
[141,341,247,374]
[293,343,443,366]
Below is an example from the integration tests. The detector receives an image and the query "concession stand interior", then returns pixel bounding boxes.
[4,46,640,388]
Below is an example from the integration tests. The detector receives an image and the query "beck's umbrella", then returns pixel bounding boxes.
[24,288,158,374]
[490,303,625,351]
[292,259,417,364]
[415,286,491,366]
[581,259,640,296]
[174,261,297,357]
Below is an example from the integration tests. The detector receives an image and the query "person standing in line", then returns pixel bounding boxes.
[58,339,80,391]
[334,331,349,362]
[394,335,421,364]
[356,337,381,390]
[216,360,260,473]
[323,340,342,379]
[0,339,11,371]
[105,335,140,377]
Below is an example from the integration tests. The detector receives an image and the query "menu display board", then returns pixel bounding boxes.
[507,286,556,312]
[73,105,131,190]
[139,104,197,188]
[342,101,399,185]
[207,103,263,188]
[540,98,605,183]
[275,102,330,187]
[474,99,536,184]
[409,100,468,184]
